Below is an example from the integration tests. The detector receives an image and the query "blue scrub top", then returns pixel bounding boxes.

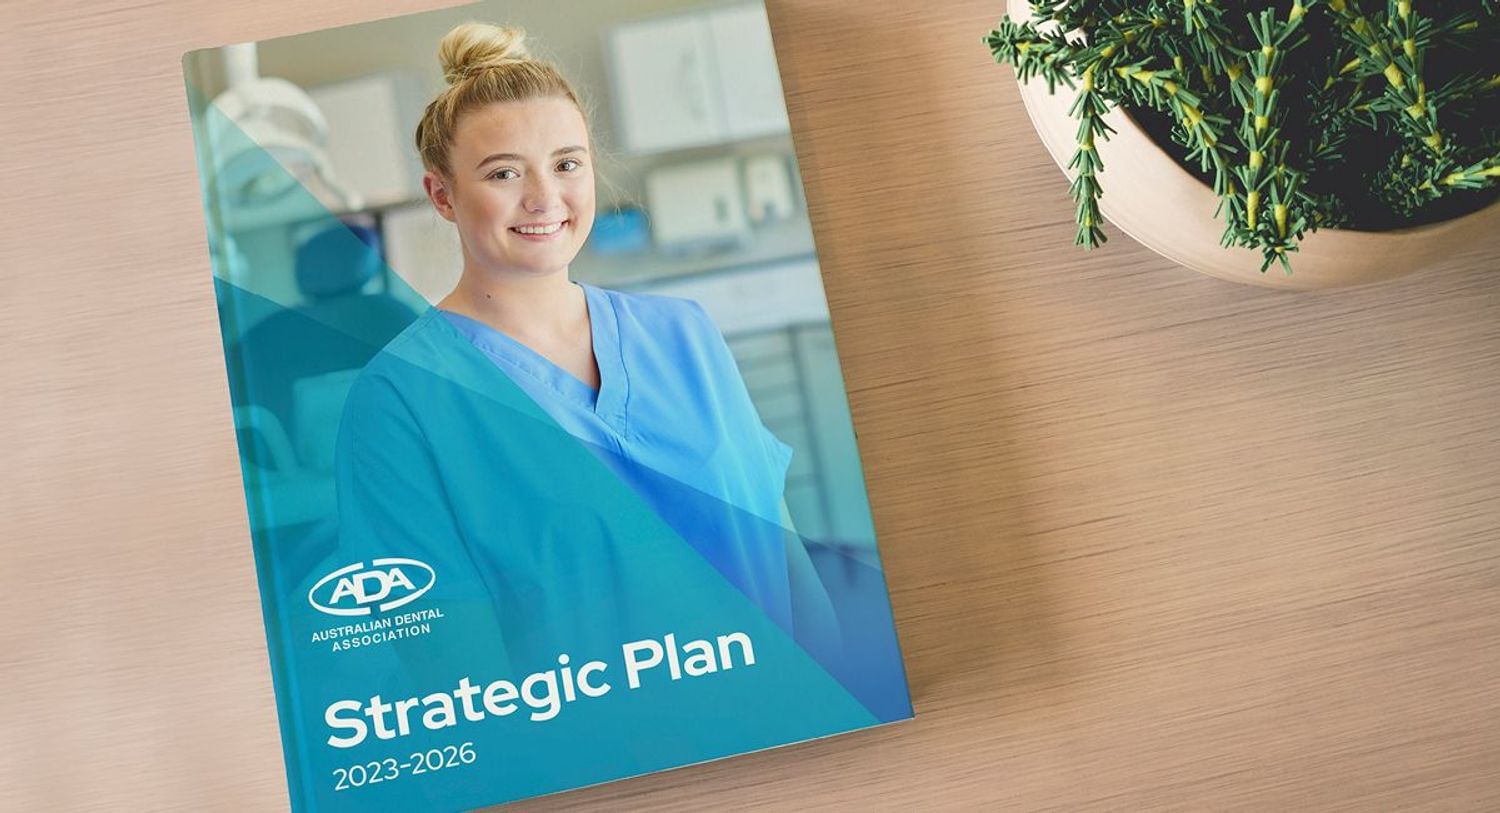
[333,282,796,668]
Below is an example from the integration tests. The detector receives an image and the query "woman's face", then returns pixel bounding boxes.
[426,97,596,278]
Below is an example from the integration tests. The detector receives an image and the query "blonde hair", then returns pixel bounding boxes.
[415,22,588,179]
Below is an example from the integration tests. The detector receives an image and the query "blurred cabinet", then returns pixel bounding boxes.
[306,72,426,208]
[729,324,875,548]
[606,16,720,154]
[605,4,790,155]
[707,6,792,141]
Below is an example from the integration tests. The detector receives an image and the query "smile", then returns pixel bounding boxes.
[510,220,568,238]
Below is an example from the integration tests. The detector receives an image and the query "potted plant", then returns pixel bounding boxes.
[985,0,1500,288]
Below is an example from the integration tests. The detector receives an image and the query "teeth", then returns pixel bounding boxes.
[514,222,564,235]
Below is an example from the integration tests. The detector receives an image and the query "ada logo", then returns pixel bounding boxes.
[308,558,436,617]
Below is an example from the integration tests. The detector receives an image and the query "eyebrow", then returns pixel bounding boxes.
[475,146,588,170]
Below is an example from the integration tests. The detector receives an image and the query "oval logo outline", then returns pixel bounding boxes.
[308,557,436,617]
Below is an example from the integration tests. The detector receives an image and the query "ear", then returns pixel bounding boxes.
[423,170,457,223]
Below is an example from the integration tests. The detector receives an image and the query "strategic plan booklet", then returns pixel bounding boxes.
[182,2,911,809]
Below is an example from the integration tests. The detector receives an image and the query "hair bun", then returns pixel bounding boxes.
[439,22,531,86]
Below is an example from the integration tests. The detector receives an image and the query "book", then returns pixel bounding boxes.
[181,3,911,809]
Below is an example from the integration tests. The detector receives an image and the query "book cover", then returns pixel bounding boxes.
[181,2,911,809]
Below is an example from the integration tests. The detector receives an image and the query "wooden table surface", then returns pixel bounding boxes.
[4,0,1498,809]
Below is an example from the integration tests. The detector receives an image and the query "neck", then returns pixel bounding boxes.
[440,267,585,341]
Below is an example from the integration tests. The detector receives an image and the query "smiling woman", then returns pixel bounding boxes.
[333,21,842,675]
[413,23,601,387]
[427,94,601,386]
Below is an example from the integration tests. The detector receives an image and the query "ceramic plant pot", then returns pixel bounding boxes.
[1005,0,1500,290]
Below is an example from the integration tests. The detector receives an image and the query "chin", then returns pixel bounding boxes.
[515,245,586,270]
[516,260,576,277]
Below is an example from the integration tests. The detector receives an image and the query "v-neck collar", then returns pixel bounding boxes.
[435,282,629,430]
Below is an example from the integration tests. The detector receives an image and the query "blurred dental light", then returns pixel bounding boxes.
[207,43,362,211]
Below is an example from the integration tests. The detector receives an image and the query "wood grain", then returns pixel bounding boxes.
[3,0,1498,809]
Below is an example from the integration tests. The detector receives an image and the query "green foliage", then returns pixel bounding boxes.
[984,0,1500,273]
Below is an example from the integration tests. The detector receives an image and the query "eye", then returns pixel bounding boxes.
[557,158,583,172]
[488,167,519,181]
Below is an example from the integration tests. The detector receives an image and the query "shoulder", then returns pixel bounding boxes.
[341,307,452,420]
[591,285,717,336]
[349,303,492,390]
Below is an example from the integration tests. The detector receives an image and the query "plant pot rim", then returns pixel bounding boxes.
[1109,104,1500,241]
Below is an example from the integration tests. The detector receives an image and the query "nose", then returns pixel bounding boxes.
[521,173,562,214]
